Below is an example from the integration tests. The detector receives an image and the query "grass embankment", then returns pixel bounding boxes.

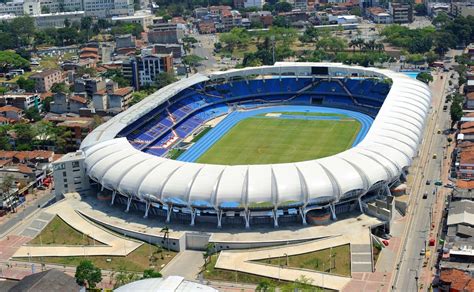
[23,215,177,272]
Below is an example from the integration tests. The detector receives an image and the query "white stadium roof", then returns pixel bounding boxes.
[81,63,431,209]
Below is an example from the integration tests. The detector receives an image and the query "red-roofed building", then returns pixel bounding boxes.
[439,268,474,292]
[0,105,23,121]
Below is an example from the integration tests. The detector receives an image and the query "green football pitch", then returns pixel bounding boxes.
[196,114,361,165]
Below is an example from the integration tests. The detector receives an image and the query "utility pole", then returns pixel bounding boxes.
[271,35,275,64]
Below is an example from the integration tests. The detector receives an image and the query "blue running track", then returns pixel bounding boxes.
[178,106,373,163]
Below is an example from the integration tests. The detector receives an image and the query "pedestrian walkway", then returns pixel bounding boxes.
[12,197,142,258]
[215,233,368,291]
[19,212,55,238]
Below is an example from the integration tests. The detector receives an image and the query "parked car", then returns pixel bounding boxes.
[423,192,428,199]
[420,248,426,255]
[426,180,431,185]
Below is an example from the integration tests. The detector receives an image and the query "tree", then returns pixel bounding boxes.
[0,174,14,199]
[182,54,204,72]
[24,108,41,122]
[450,101,463,128]
[114,269,140,289]
[75,260,102,288]
[274,1,292,13]
[416,72,433,84]
[16,77,35,92]
[256,279,274,291]
[0,51,29,73]
[51,82,69,94]
[129,90,148,106]
[414,3,426,15]
[160,226,170,252]
[142,269,162,279]
[154,72,177,90]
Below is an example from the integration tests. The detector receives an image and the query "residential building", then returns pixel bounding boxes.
[293,0,308,11]
[0,106,23,122]
[50,92,88,114]
[122,53,173,89]
[152,43,184,59]
[389,1,413,23]
[198,21,216,34]
[46,116,94,149]
[427,3,450,17]
[248,11,273,27]
[221,10,242,32]
[147,23,184,44]
[82,0,134,18]
[0,93,42,111]
[39,0,83,14]
[234,0,265,9]
[6,269,81,292]
[367,7,393,24]
[438,269,474,292]
[467,92,474,109]
[111,11,155,31]
[52,151,90,199]
[33,11,85,28]
[0,150,55,188]
[93,86,133,113]
[451,2,474,17]
[194,7,209,19]
[74,75,106,98]
[279,10,308,24]
[0,0,40,16]
[359,0,381,11]
[79,46,100,62]
[115,34,136,49]
[29,69,64,93]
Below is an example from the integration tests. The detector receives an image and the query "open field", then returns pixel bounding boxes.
[196,115,360,165]
[28,216,103,246]
[256,244,351,277]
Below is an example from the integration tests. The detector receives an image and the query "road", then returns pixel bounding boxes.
[0,193,55,237]
[393,51,459,291]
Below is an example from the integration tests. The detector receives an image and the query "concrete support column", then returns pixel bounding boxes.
[358,197,364,214]
[110,191,116,206]
[143,201,151,218]
[190,208,196,226]
[244,210,250,229]
[166,205,172,223]
[385,184,392,196]
[100,185,104,191]
[217,210,223,228]
[329,204,337,220]
[273,209,279,228]
[125,196,132,213]
[299,207,307,225]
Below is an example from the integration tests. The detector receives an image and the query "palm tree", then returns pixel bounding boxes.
[160,226,170,252]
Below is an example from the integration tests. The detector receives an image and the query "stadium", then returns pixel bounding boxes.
[80,62,431,228]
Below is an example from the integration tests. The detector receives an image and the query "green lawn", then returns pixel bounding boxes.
[16,243,177,273]
[196,116,360,165]
[203,253,334,291]
[256,244,351,277]
[28,216,102,246]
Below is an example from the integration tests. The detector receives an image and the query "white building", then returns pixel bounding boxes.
[244,0,264,9]
[52,151,91,199]
[111,10,155,31]
[0,0,40,16]
[0,0,133,17]
[34,11,85,28]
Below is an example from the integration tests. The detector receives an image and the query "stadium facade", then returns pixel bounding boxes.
[73,62,431,228]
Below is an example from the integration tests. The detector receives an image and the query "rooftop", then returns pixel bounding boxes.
[447,200,474,226]
[69,95,88,104]
[112,87,133,96]
[30,69,60,79]
[0,105,22,113]
[7,269,80,292]
[460,150,474,164]
[439,268,474,291]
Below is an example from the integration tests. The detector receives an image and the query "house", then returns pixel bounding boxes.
[29,69,64,93]
[438,268,474,292]
[92,86,133,114]
[74,75,106,98]
[0,105,23,121]
[5,269,80,292]
[0,93,42,111]
[367,7,393,24]
[248,11,273,27]
[49,93,88,114]
[147,23,184,44]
